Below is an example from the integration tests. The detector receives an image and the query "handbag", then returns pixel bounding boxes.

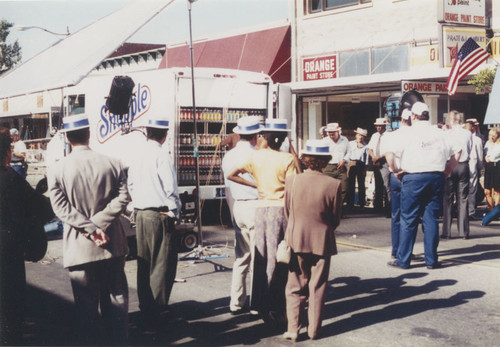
[276,240,291,264]
[276,175,297,264]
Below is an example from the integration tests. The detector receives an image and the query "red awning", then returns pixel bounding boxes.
[159,25,290,83]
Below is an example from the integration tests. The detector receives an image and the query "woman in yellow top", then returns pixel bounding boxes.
[227,118,299,324]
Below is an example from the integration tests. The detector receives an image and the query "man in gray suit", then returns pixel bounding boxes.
[47,114,130,345]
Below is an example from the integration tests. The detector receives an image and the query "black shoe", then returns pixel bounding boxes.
[230,307,248,315]
[440,234,451,239]
[411,254,424,262]
[462,235,469,240]
[387,260,408,270]
[426,262,441,269]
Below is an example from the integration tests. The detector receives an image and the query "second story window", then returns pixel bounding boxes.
[308,0,371,14]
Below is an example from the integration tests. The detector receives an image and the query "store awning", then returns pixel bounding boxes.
[287,67,456,96]
[484,71,500,125]
[159,25,291,83]
[0,0,174,99]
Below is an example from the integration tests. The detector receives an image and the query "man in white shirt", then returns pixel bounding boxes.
[9,128,27,178]
[387,102,458,270]
[321,122,351,204]
[222,117,261,315]
[347,127,369,209]
[383,109,412,259]
[465,119,484,219]
[368,118,391,215]
[127,117,181,326]
[441,111,472,239]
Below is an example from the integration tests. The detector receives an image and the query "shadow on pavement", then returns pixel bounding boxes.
[319,275,485,339]
[437,243,500,265]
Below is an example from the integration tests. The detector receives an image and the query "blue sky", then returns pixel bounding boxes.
[1,0,289,62]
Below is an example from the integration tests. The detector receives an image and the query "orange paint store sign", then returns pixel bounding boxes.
[303,55,337,81]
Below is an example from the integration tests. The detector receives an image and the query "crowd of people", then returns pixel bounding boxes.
[1,102,498,344]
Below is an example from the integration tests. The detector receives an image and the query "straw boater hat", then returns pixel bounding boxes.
[374,118,388,126]
[466,118,479,126]
[354,127,368,137]
[411,102,429,116]
[263,118,290,132]
[301,139,331,156]
[62,114,90,132]
[147,117,170,129]
[232,116,263,134]
[325,122,341,132]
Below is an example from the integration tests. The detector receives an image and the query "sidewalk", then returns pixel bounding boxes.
[23,213,500,346]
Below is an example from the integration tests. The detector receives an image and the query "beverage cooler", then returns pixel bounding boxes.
[176,106,266,199]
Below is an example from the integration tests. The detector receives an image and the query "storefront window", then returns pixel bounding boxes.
[371,45,409,74]
[326,0,361,9]
[339,49,370,77]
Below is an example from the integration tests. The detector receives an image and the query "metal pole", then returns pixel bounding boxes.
[188,0,203,246]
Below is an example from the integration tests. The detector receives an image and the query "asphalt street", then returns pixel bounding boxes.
[22,208,500,346]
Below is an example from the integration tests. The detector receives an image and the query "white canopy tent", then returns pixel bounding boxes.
[0,0,174,99]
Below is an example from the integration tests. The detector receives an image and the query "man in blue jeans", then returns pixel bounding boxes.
[383,109,412,258]
[386,102,459,269]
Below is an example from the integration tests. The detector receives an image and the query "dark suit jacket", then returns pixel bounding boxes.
[48,146,130,268]
[284,170,341,257]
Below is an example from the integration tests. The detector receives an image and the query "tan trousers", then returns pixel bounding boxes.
[230,200,256,311]
[285,253,330,339]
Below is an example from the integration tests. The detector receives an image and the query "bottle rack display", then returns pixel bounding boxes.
[177,106,266,187]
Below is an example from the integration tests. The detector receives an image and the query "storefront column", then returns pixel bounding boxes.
[307,101,322,140]
[425,95,440,124]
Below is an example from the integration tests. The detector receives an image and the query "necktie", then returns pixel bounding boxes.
[376,134,381,157]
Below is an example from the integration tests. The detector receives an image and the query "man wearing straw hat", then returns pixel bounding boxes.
[368,117,391,215]
[128,117,182,327]
[347,127,369,209]
[47,114,130,345]
[222,116,261,315]
[321,122,351,205]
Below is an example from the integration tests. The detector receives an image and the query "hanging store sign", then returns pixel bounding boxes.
[490,37,500,59]
[438,0,486,26]
[302,55,338,81]
[401,81,448,94]
[410,45,439,68]
[442,26,486,67]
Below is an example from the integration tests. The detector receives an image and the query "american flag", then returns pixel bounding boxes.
[446,38,490,95]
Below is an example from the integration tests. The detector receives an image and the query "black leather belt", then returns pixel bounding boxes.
[141,206,169,213]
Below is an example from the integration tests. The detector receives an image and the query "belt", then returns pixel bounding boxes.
[404,171,443,176]
[10,162,22,166]
[139,206,170,213]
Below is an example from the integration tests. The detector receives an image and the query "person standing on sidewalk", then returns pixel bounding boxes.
[321,122,350,204]
[127,117,181,326]
[441,110,471,240]
[283,139,341,341]
[387,102,458,270]
[221,117,261,315]
[464,119,484,219]
[9,128,27,178]
[346,127,369,209]
[227,118,298,325]
[383,109,412,259]
[368,118,391,215]
[0,128,52,345]
[483,128,500,210]
[47,114,130,345]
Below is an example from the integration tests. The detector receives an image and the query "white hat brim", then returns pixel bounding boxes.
[301,150,331,156]
[232,124,264,134]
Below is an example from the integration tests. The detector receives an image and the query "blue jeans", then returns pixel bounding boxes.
[397,172,444,268]
[390,173,401,257]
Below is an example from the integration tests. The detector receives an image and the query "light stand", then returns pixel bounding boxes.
[180,0,228,262]
[187,0,204,247]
